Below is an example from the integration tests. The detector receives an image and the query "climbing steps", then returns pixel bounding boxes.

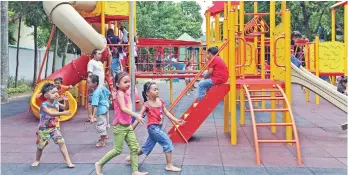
[167,83,230,143]
[243,84,302,165]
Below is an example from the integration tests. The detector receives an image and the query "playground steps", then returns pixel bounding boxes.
[168,83,230,143]
[243,84,302,165]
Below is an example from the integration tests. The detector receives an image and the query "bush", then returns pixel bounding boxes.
[8,84,31,96]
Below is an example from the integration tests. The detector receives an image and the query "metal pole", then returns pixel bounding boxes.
[130,1,136,109]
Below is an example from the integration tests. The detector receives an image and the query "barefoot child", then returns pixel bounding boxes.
[87,74,111,147]
[183,60,194,95]
[32,83,74,168]
[198,46,229,101]
[95,71,148,175]
[127,81,185,172]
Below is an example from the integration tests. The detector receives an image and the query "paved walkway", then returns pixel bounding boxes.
[1,81,347,175]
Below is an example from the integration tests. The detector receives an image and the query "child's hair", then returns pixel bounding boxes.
[142,81,156,102]
[89,74,99,86]
[207,46,219,55]
[41,83,57,95]
[91,49,100,56]
[54,77,63,83]
[291,31,302,38]
[112,50,119,58]
[114,71,129,90]
[339,76,347,86]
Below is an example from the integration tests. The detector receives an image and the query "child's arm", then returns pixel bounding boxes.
[42,105,70,117]
[132,105,146,130]
[58,95,70,111]
[203,68,213,79]
[117,92,145,124]
[61,85,74,90]
[163,106,185,125]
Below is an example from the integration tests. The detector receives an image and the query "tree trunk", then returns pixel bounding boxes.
[32,24,38,87]
[299,1,312,39]
[62,39,69,67]
[45,50,50,78]
[52,30,59,73]
[15,17,22,88]
[1,1,9,103]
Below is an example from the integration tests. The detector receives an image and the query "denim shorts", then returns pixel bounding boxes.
[141,124,174,155]
[88,93,93,105]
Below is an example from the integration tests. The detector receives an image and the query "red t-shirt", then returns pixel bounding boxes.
[144,98,165,128]
[208,56,229,84]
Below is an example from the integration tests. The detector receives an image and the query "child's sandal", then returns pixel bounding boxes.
[96,141,105,147]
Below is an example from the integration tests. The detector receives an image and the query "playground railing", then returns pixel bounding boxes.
[168,40,229,112]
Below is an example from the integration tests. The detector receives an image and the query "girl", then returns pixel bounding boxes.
[127,81,185,172]
[183,60,194,95]
[32,83,74,168]
[95,72,148,175]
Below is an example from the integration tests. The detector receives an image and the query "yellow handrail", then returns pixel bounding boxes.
[169,39,229,112]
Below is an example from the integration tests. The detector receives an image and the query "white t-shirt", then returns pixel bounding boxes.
[87,59,105,86]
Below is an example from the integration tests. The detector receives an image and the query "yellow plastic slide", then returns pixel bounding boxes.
[291,63,348,113]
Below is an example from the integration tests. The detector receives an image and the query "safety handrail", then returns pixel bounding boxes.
[168,40,229,112]
[274,35,286,68]
[35,26,56,84]
[235,37,247,68]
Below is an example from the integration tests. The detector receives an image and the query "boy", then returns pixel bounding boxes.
[87,74,111,147]
[32,83,74,168]
[197,47,229,101]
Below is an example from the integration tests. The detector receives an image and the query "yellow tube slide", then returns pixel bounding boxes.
[31,80,78,122]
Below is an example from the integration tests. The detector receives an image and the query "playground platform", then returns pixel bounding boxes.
[1,81,347,175]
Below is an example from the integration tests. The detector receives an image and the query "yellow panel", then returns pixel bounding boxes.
[273,23,286,81]
[244,42,256,74]
[80,1,130,18]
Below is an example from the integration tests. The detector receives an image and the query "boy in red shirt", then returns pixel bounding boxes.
[198,47,229,101]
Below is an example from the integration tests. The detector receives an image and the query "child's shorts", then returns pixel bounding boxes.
[96,112,110,136]
[36,127,64,149]
[88,92,93,105]
[141,124,174,155]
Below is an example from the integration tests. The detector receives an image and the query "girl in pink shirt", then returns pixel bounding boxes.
[127,81,185,172]
[95,71,147,175]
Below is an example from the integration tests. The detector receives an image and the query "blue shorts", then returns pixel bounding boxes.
[88,93,93,105]
[141,124,174,155]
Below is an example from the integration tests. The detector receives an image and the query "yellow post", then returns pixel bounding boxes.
[305,44,310,102]
[284,10,292,142]
[170,78,173,104]
[239,1,245,125]
[261,20,266,109]
[253,2,259,108]
[315,35,320,104]
[223,2,229,133]
[205,12,211,47]
[211,21,215,42]
[101,2,105,36]
[281,1,286,22]
[215,14,220,42]
[270,1,277,133]
[134,2,137,34]
[228,3,237,145]
[114,21,118,36]
[331,9,336,41]
[344,4,348,76]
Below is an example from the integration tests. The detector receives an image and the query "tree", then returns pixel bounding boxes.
[14,17,21,87]
[1,1,9,103]
[136,1,203,39]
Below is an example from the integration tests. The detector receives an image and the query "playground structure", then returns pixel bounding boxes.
[165,1,348,166]
[27,0,347,166]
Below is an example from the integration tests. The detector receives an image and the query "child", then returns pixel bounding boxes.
[31,83,74,168]
[197,46,229,101]
[95,71,148,175]
[183,60,194,95]
[126,81,185,172]
[88,74,112,147]
[337,76,347,95]
[36,77,73,112]
[110,50,123,77]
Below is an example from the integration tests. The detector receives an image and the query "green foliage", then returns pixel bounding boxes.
[7,76,31,88]
[8,84,31,96]
[8,11,17,45]
[136,1,203,39]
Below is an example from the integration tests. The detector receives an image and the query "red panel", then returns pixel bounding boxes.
[168,83,230,143]
[207,1,239,16]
